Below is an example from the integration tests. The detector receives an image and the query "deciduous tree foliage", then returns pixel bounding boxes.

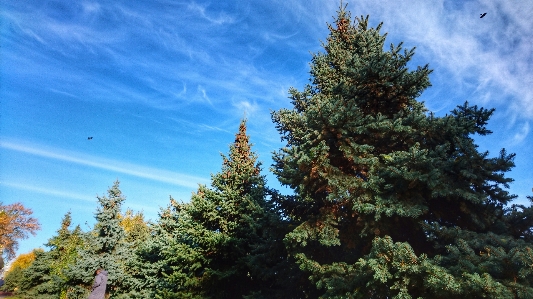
[271,6,533,298]
[0,202,40,263]
[119,209,150,244]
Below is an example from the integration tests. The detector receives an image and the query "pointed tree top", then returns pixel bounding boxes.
[213,119,262,192]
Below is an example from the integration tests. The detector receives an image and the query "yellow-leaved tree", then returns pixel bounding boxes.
[0,202,40,269]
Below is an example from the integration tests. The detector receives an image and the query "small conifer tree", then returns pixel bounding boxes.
[66,181,130,298]
[16,212,84,299]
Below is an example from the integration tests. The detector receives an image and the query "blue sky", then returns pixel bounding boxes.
[1,0,532,258]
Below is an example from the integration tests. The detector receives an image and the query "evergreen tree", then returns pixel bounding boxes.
[66,181,131,299]
[155,120,295,298]
[116,209,153,299]
[16,212,85,299]
[271,6,533,298]
[126,199,181,298]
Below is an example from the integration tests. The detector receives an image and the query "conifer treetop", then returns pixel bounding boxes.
[212,119,262,194]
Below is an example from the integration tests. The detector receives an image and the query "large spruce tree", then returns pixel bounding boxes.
[271,6,533,298]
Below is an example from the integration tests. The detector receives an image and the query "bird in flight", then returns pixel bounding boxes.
[480,13,487,18]
[88,137,93,140]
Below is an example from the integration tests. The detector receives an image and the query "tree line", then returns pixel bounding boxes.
[2,6,532,298]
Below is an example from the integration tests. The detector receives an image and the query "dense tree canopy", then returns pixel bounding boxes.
[14,213,85,299]
[271,6,532,298]
[0,249,41,293]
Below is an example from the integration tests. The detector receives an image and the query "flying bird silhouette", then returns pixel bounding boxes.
[88,137,93,140]
[480,13,487,18]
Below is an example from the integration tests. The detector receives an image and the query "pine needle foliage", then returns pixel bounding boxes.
[271,5,532,298]
[15,212,84,299]
[153,119,297,298]
[66,181,130,299]
[1,249,40,293]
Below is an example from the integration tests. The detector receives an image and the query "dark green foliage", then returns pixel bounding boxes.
[1,264,24,292]
[114,210,153,299]
[11,186,154,299]
[504,196,533,242]
[148,120,309,298]
[271,6,532,298]
[153,120,268,298]
[16,250,64,299]
[125,199,181,298]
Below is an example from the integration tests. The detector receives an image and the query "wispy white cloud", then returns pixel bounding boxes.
[233,99,259,118]
[0,141,208,188]
[0,181,95,202]
[262,31,300,43]
[167,117,232,134]
[510,121,530,145]
[197,85,213,105]
[198,124,230,133]
[186,2,236,25]
[48,88,81,99]
[6,0,529,121]
[1,0,294,115]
